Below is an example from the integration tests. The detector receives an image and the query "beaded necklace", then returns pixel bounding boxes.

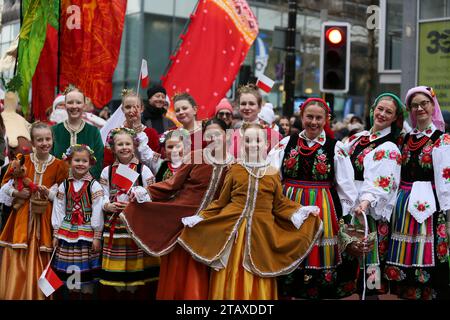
[407,135,430,152]
[297,138,321,156]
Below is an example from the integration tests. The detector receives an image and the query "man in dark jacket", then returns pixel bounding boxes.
[142,85,175,134]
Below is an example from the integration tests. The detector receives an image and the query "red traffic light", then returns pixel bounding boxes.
[326,28,344,45]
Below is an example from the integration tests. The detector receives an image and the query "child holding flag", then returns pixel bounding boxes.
[51,144,104,299]
[99,127,159,299]
[0,122,68,300]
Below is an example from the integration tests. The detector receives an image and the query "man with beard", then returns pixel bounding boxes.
[142,85,175,134]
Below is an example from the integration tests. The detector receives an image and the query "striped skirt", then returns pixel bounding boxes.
[385,181,450,299]
[279,179,358,299]
[100,213,160,287]
[52,239,101,287]
[283,179,341,269]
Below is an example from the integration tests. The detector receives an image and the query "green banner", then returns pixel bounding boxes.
[418,20,450,111]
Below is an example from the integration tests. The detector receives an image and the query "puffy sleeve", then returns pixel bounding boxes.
[267,135,290,178]
[433,134,450,211]
[129,165,154,203]
[148,162,194,201]
[51,182,66,232]
[359,142,401,221]
[99,166,111,208]
[136,131,163,175]
[334,141,358,216]
[90,181,105,236]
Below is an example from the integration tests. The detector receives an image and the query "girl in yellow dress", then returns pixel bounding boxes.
[178,123,323,300]
[0,122,68,300]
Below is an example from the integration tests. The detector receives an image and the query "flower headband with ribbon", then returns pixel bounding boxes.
[405,86,445,132]
[62,144,97,164]
[106,127,138,149]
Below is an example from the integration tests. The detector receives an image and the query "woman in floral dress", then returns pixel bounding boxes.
[385,86,450,300]
[343,93,405,296]
[269,98,358,299]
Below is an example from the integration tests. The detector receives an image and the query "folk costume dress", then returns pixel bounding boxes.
[344,127,401,294]
[51,172,104,289]
[385,124,450,300]
[52,120,104,179]
[268,130,358,299]
[178,163,323,300]
[121,150,231,300]
[0,154,68,300]
[99,157,159,288]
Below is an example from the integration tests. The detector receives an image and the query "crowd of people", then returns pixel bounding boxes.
[0,83,448,301]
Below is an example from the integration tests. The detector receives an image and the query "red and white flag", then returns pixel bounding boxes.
[38,249,63,297]
[140,59,149,88]
[112,164,139,192]
[256,74,275,93]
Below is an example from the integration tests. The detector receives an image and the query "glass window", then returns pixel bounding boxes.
[420,0,450,19]
[385,0,402,70]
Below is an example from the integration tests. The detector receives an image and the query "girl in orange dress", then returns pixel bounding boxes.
[0,122,68,300]
[178,123,323,300]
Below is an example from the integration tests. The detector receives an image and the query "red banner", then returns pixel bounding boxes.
[32,25,58,120]
[162,0,258,121]
[59,0,127,108]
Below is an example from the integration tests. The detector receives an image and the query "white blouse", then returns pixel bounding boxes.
[51,179,105,232]
[268,130,358,216]
[343,127,401,221]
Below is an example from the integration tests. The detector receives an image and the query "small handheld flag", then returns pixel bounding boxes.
[140,59,149,89]
[256,74,275,93]
[112,164,139,192]
[38,248,63,297]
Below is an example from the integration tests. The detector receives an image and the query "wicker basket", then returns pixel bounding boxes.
[30,195,48,215]
[338,216,376,257]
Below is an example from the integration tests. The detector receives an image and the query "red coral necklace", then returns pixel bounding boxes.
[297,138,321,156]
[407,136,430,152]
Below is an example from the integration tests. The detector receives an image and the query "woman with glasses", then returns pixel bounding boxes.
[215,98,233,129]
[385,86,450,300]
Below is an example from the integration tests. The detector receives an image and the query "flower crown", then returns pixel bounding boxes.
[159,128,190,145]
[121,88,135,97]
[427,87,436,98]
[106,127,139,149]
[63,84,79,96]
[62,144,97,164]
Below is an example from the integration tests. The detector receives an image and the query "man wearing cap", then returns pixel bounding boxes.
[142,85,175,134]
[214,98,233,129]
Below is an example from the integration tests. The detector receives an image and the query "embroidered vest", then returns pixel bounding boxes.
[282,133,337,182]
[401,130,442,183]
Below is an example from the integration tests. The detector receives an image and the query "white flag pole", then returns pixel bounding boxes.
[136,59,142,94]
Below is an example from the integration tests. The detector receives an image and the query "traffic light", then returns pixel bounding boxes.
[320,22,351,93]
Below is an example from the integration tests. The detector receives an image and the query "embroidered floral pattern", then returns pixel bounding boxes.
[401,145,410,165]
[372,149,402,165]
[415,269,430,284]
[384,266,406,281]
[374,175,396,192]
[370,131,382,141]
[353,144,375,172]
[336,280,357,297]
[418,141,434,169]
[443,167,450,183]
[312,149,331,180]
[336,147,348,157]
[413,201,430,212]
[436,213,449,263]
[283,147,300,176]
